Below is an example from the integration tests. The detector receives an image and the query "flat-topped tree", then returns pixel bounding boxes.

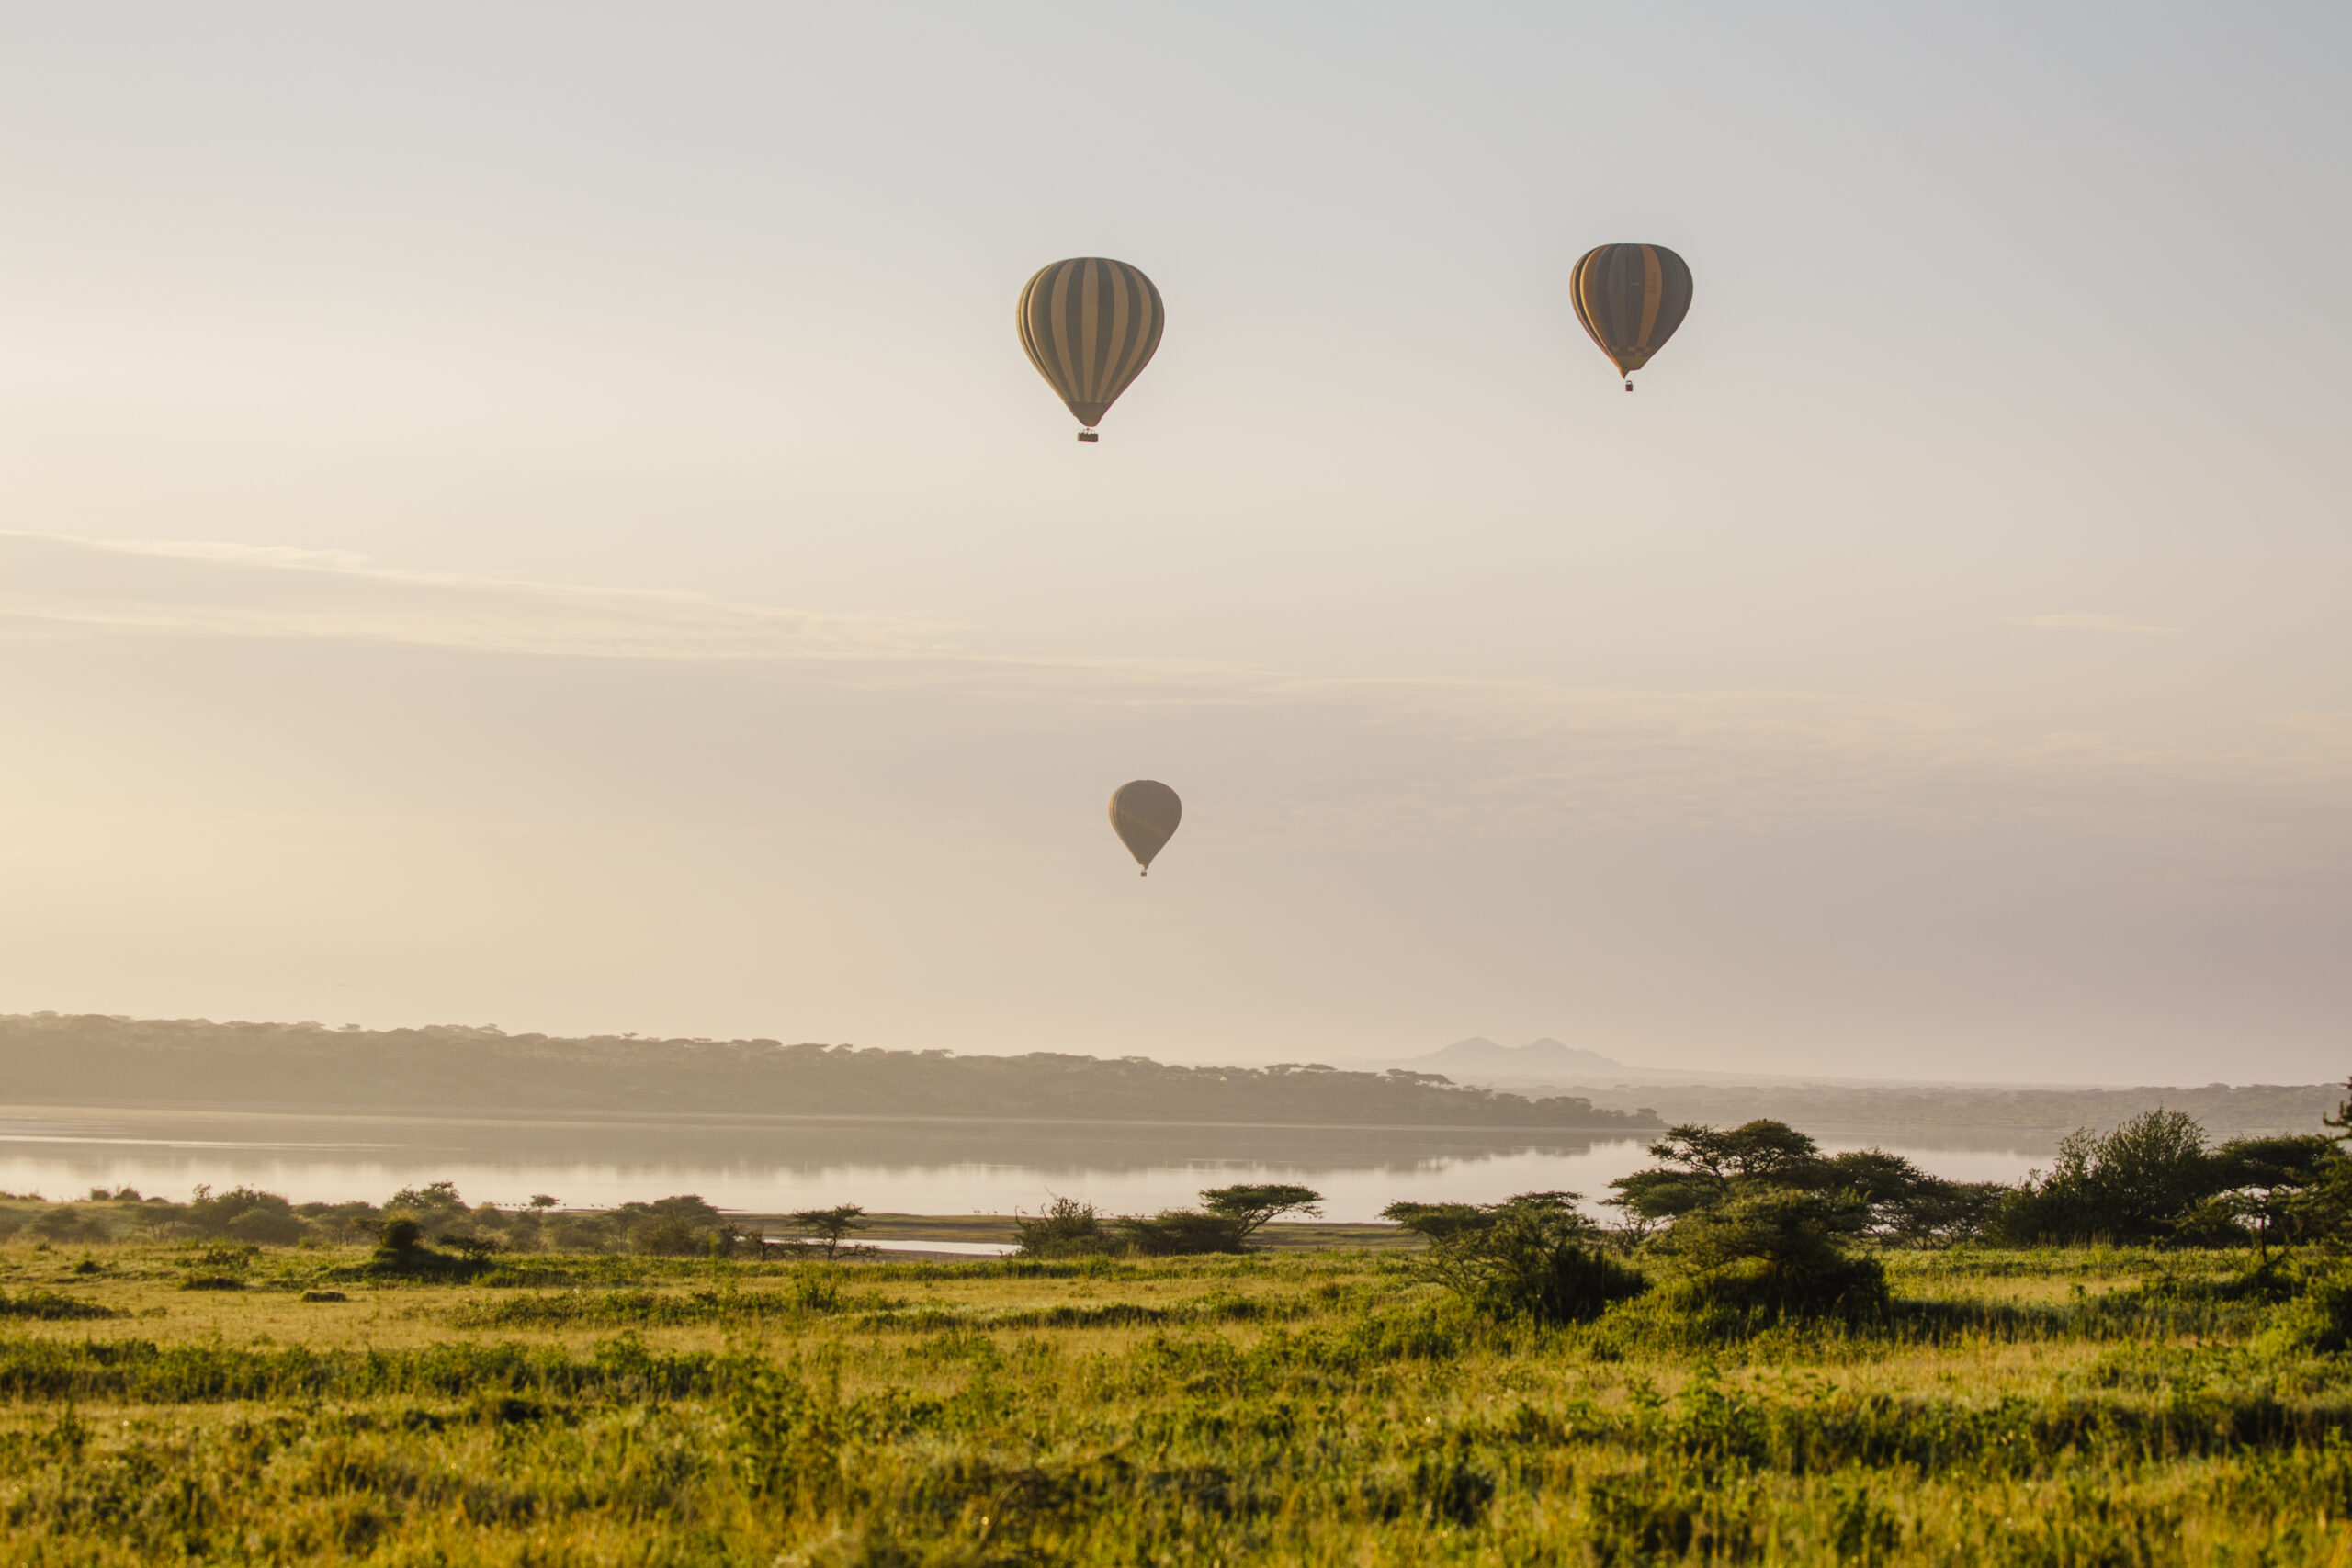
[1606,1121,1828,1224]
[1199,1184,1322,1245]
[789,1204,869,1260]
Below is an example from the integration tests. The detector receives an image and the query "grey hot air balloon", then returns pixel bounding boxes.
[1570,243,1693,390]
[1018,258,1164,441]
[1109,780,1182,876]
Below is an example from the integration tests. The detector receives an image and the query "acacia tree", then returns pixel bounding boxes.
[1012,1197,1114,1258]
[386,1181,468,1221]
[1815,1149,2007,1244]
[1606,1122,1826,1223]
[2191,1134,2335,1257]
[1106,1185,1327,1257]
[1607,1122,1996,1245]
[1199,1184,1323,1244]
[789,1203,870,1260]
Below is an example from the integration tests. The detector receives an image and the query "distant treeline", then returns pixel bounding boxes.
[1570,1080,2342,1142]
[0,1014,1660,1130]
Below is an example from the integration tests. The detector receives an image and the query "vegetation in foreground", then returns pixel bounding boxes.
[9,1098,2352,1562]
[8,1233,2352,1564]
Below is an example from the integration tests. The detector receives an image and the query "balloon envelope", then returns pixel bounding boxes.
[1018,258,1164,430]
[1570,243,1693,378]
[1109,780,1182,874]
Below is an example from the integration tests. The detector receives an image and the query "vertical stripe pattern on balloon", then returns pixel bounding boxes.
[1570,243,1693,378]
[1018,258,1165,428]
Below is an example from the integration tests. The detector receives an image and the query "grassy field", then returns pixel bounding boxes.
[766,1214,1422,1253]
[3,1234,2350,1565]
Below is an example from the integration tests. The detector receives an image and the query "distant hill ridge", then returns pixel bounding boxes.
[1351,1035,2343,1140]
[0,1013,1660,1131]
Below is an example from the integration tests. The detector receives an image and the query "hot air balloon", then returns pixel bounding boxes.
[1570,243,1692,390]
[1109,780,1182,876]
[1018,258,1164,441]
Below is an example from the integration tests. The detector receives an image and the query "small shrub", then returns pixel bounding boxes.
[546,1213,620,1253]
[376,1215,427,1256]
[1658,1188,1889,1318]
[0,1290,126,1321]
[2135,1255,2304,1306]
[28,1206,99,1243]
[365,1214,483,1278]
[2264,1267,2352,1353]
[635,1217,706,1257]
[1117,1210,1248,1257]
[385,1180,469,1222]
[186,1185,308,1246]
[1012,1197,1119,1259]
[609,1195,729,1257]
[176,1241,256,1282]
[224,1206,305,1246]
[1387,1192,1647,1324]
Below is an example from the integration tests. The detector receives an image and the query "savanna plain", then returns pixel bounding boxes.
[6,1194,2352,1566]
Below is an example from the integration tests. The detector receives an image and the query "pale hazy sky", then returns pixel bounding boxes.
[2,3,2346,1083]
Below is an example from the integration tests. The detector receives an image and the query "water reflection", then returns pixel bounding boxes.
[0,1103,2057,1223]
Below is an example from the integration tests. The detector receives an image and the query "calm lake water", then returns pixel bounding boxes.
[0,1103,2061,1224]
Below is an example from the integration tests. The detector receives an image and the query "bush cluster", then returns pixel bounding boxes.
[1384,1192,1646,1324]
[1377,1110,2286,1329]
[1011,1184,1324,1258]
[0,1181,760,1258]
[1608,1122,2007,1246]
[1992,1111,2339,1247]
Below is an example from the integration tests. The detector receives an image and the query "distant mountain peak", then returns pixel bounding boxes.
[1425,1037,1626,1072]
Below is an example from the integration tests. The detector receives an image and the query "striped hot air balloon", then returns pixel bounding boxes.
[1017,258,1164,441]
[1570,243,1693,390]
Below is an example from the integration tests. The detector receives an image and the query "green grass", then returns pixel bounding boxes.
[3,1238,2351,1564]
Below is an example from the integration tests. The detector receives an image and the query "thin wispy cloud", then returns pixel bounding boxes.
[2019,612,2179,636]
[0,531,956,661]
[3,533,2343,852]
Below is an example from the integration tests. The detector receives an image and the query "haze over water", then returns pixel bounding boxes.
[0,1103,2051,1224]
